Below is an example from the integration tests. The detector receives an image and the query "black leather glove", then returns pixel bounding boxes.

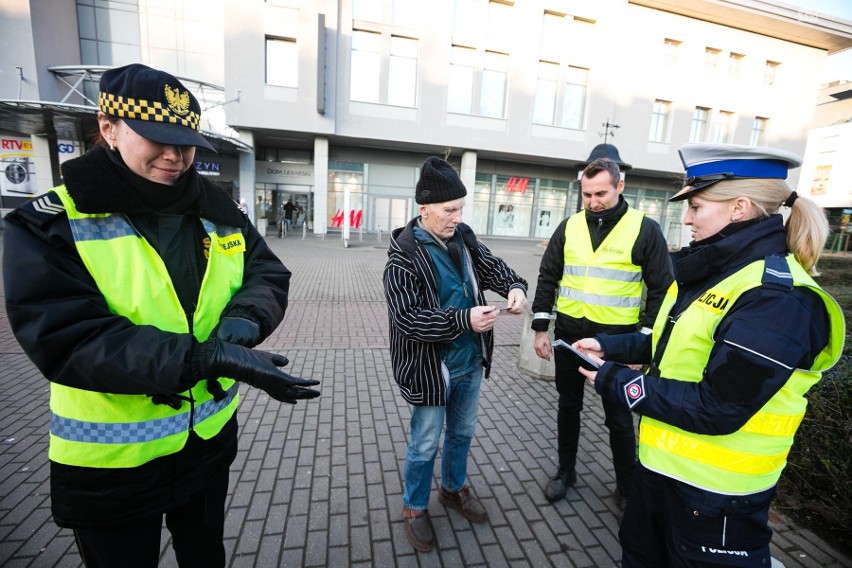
[215,316,262,347]
[201,339,320,404]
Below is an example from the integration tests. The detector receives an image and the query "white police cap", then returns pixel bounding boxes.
[670,143,802,201]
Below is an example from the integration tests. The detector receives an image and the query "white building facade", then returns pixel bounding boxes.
[1,0,851,247]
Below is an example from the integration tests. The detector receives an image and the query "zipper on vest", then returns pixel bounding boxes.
[187,312,197,432]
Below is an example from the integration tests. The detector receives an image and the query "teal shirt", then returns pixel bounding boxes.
[413,227,482,378]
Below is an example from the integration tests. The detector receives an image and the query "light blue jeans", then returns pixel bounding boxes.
[402,369,483,510]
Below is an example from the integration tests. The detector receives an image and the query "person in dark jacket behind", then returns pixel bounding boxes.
[383,156,528,552]
[575,143,845,567]
[531,157,673,509]
[2,63,320,567]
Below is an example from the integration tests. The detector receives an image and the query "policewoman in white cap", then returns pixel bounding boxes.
[571,143,845,566]
[3,64,319,566]
[384,156,528,552]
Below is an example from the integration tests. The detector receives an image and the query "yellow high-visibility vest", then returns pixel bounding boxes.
[643,255,845,494]
[48,186,245,468]
[556,208,644,325]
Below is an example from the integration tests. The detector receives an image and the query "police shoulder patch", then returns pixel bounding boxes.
[623,375,646,409]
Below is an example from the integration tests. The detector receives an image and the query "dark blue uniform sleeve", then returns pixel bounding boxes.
[594,286,831,435]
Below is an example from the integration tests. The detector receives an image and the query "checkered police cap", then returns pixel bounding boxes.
[99,63,215,152]
[670,143,801,201]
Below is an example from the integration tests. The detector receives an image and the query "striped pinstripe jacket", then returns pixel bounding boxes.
[383,219,527,405]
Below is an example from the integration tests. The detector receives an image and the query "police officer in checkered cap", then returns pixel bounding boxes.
[571,142,844,566]
[3,62,319,566]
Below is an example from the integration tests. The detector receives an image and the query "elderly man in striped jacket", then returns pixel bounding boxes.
[383,156,528,552]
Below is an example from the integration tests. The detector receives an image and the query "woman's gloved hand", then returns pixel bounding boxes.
[200,339,320,404]
[215,316,262,347]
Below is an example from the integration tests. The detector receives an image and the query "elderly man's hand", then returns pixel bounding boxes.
[505,288,528,314]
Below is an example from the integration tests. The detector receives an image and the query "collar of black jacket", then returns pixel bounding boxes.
[584,194,627,226]
[673,215,786,286]
[60,146,246,228]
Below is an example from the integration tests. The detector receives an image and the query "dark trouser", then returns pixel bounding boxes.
[73,467,229,568]
[620,464,773,567]
[554,347,636,495]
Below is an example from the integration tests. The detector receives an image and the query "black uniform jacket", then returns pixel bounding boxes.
[595,215,831,438]
[2,146,291,527]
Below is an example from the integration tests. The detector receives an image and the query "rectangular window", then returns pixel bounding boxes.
[486,0,513,45]
[532,61,559,125]
[765,60,780,85]
[354,0,421,27]
[350,30,382,102]
[749,116,768,146]
[704,47,720,74]
[728,53,744,79]
[350,29,419,107]
[663,38,681,66]
[561,66,588,129]
[388,35,418,107]
[689,107,710,143]
[448,45,476,114]
[266,37,298,88]
[480,50,508,118]
[713,110,735,143]
[540,11,564,60]
[649,99,671,143]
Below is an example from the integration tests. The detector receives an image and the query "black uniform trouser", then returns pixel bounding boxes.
[72,467,229,568]
[620,464,773,567]
[554,347,636,495]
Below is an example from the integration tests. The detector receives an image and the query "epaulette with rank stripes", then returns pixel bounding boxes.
[17,192,66,227]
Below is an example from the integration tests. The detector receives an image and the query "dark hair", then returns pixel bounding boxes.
[91,113,120,148]
[582,158,621,187]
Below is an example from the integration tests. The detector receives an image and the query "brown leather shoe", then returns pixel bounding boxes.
[402,507,434,552]
[438,485,488,524]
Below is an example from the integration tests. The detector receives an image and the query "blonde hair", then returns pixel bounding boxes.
[692,178,829,274]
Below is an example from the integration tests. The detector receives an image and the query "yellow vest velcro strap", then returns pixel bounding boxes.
[641,421,788,476]
[558,287,642,308]
[51,385,238,444]
[563,264,643,282]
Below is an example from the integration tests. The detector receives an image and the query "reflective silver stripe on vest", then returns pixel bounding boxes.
[50,385,237,444]
[563,264,642,282]
[68,216,137,242]
[557,287,642,308]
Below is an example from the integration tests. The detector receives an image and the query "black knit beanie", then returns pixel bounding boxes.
[415,157,467,204]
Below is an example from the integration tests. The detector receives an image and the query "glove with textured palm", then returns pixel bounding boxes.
[201,339,320,404]
[215,316,262,347]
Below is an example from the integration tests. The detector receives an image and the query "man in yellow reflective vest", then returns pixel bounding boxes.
[531,157,673,510]
[3,64,319,567]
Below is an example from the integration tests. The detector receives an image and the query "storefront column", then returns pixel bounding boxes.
[460,150,477,226]
[314,136,329,235]
[238,130,256,224]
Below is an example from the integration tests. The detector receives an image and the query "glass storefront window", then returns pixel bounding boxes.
[535,179,570,238]
[328,162,365,230]
[638,188,666,225]
[492,174,534,237]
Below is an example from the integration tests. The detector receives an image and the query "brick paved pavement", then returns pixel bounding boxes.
[0,227,849,567]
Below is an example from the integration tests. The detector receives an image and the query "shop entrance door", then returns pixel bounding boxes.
[374,197,410,233]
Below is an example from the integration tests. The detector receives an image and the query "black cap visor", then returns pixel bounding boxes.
[123,118,216,153]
